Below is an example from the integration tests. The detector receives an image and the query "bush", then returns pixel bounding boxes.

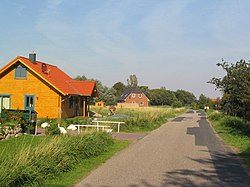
[0,133,113,187]
[172,101,183,108]
[208,111,250,136]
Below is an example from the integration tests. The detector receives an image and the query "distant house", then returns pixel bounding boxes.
[117,87,149,107]
[0,53,98,118]
[95,101,105,107]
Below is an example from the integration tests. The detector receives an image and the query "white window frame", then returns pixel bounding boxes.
[132,93,136,98]
[140,102,144,106]
[138,94,142,98]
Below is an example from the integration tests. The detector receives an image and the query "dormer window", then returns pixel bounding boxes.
[15,65,27,79]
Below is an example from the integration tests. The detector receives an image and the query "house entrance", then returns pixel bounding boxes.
[24,95,35,111]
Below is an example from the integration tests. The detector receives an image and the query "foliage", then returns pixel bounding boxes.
[209,111,250,136]
[172,101,183,108]
[209,59,250,120]
[127,74,138,87]
[74,75,87,81]
[197,94,213,109]
[0,110,30,137]
[174,89,196,106]
[112,82,127,97]
[93,80,116,106]
[148,88,177,106]
[0,133,114,187]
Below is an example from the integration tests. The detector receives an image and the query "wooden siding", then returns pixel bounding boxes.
[61,95,84,118]
[0,66,61,118]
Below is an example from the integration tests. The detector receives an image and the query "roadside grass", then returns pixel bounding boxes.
[0,133,115,187]
[208,111,250,168]
[0,135,53,159]
[45,139,131,187]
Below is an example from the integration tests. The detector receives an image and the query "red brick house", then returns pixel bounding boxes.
[117,87,149,107]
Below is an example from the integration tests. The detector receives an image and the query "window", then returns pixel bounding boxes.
[15,65,27,79]
[138,94,142,98]
[69,96,73,108]
[132,93,136,98]
[0,95,11,111]
[24,95,34,111]
[140,102,144,106]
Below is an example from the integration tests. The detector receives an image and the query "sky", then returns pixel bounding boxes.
[1,0,250,98]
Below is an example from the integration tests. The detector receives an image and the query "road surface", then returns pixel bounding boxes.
[76,111,250,187]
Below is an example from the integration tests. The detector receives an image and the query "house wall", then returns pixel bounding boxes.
[117,103,140,108]
[0,66,61,118]
[123,93,149,107]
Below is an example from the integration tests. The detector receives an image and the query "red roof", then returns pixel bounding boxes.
[0,56,97,96]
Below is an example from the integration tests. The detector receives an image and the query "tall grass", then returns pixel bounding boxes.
[0,133,113,187]
[91,106,186,132]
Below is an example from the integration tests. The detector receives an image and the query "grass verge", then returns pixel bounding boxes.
[0,133,115,187]
[45,139,131,187]
[208,111,250,168]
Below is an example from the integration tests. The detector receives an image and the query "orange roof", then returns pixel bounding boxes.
[0,56,97,96]
[210,98,221,102]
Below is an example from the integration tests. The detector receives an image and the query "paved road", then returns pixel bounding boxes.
[76,111,250,187]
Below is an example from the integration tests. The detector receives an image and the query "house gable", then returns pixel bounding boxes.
[0,55,97,118]
[117,87,149,107]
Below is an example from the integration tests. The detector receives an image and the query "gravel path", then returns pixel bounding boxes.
[75,111,250,187]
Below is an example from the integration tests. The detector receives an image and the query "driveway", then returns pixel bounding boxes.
[75,111,250,187]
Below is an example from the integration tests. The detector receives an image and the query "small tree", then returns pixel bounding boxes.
[209,59,250,119]
[113,82,127,97]
[127,74,138,87]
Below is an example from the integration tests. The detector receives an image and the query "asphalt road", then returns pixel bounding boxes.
[75,111,250,187]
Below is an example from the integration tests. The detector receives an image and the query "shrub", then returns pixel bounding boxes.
[209,111,250,136]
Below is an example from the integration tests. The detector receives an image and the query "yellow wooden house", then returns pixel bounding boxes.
[0,53,98,118]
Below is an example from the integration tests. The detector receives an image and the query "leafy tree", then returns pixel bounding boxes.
[112,82,127,97]
[94,80,116,106]
[127,74,138,87]
[74,75,87,81]
[174,90,196,106]
[148,88,177,106]
[209,59,250,120]
[197,94,211,109]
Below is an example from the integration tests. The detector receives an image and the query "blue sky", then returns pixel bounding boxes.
[1,0,250,98]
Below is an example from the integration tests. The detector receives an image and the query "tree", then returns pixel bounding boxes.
[94,80,116,106]
[127,74,138,87]
[209,59,250,119]
[148,88,177,106]
[74,75,87,81]
[197,94,211,109]
[112,82,127,97]
[174,90,196,106]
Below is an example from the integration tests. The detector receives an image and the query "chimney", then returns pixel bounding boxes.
[29,52,36,64]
